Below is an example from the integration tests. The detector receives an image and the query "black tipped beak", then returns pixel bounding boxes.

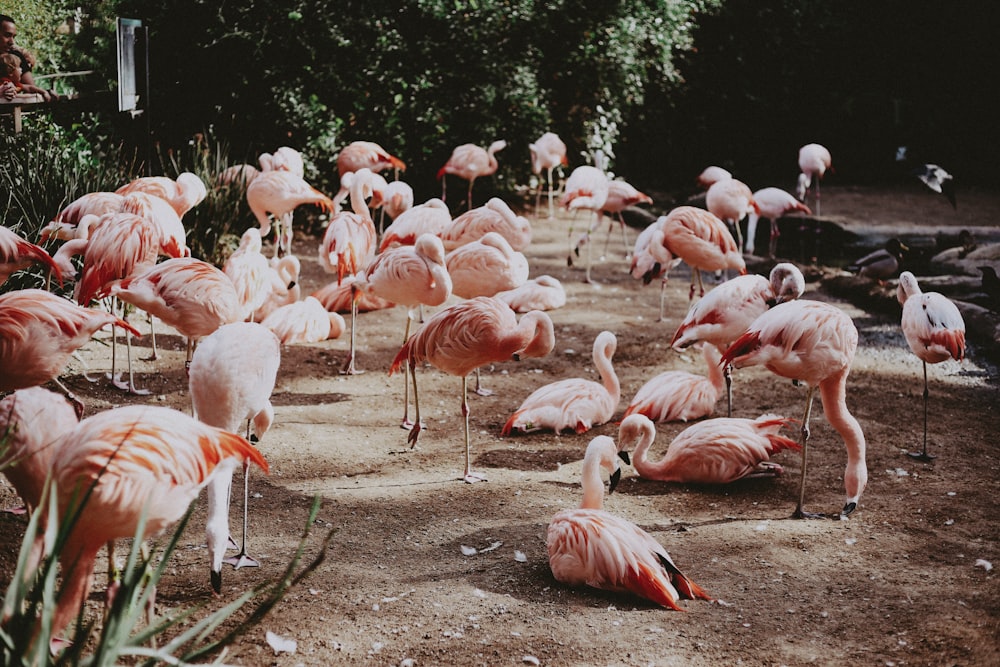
[609,467,621,494]
[249,433,259,443]
[287,280,297,289]
[618,450,631,465]
[842,502,857,517]
[512,353,521,362]
[211,569,222,594]
[764,297,778,308]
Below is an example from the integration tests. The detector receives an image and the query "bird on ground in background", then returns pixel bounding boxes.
[622,344,724,424]
[333,141,406,211]
[529,132,568,218]
[437,140,507,211]
[721,299,866,518]
[311,275,395,315]
[660,206,746,301]
[189,321,280,592]
[980,266,1000,310]
[745,187,811,257]
[502,331,619,436]
[378,198,453,251]
[0,289,141,416]
[246,170,334,257]
[706,177,757,252]
[619,413,800,485]
[561,165,610,283]
[671,262,805,416]
[547,433,712,610]
[796,143,833,215]
[318,168,378,285]
[585,179,653,260]
[847,238,908,283]
[696,166,732,190]
[4,404,267,639]
[630,217,681,321]
[258,146,305,178]
[115,171,208,219]
[261,296,346,345]
[440,197,532,252]
[352,233,451,388]
[896,271,966,461]
[895,146,956,209]
[0,224,63,287]
[391,297,554,483]
[110,257,243,367]
[496,275,566,313]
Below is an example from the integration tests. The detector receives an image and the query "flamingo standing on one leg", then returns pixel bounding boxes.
[246,170,334,257]
[796,143,833,215]
[437,140,507,211]
[896,271,966,461]
[529,132,568,218]
[501,331,619,436]
[706,177,758,253]
[619,412,801,485]
[318,168,378,285]
[560,165,610,283]
[660,206,746,301]
[622,344,724,424]
[390,296,554,482]
[721,299,867,518]
[547,434,712,609]
[3,404,267,639]
[189,321,280,592]
[670,262,805,416]
[745,187,811,257]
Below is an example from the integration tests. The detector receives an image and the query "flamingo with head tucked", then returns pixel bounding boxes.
[796,143,833,215]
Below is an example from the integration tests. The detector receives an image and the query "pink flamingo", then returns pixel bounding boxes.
[246,170,334,257]
[496,275,566,313]
[377,180,414,232]
[897,271,966,461]
[350,233,452,382]
[252,254,301,322]
[440,197,532,252]
[721,299,867,518]
[43,192,124,241]
[258,146,305,177]
[619,413,801,485]
[630,217,681,321]
[119,191,191,259]
[0,225,62,286]
[706,177,758,252]
[595,179,653,259]
[390,296,555,482]
[745,187,811,257]
[547,434,712,610]
[318,168,378,284]
[311,275,395,314]
[260,296,346,345]
[501,330,619,436]
[622,344,724,424]
[437,140,507,211]
[333,141,406,210]
[224,228,276,322]
[529,132,568,218]
[115,171,208,218]
[561,165,610,283]
[189,321,281,592]
[217,164,260,187]
[1,403,267,638]
[110,257,243,366]
[696,166,732,190]
[796,143,833,215]
[0,289,140,414]
[660,205,746,300]
[671,263,805,416]
[378,198,452,251]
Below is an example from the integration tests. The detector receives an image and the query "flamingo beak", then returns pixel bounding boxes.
[609,467,622,494]
[618,450,631,466]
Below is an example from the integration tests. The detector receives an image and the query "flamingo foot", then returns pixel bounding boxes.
[223,552,260,570]
[791,507,829,520]
[463,471,488,484]
[340,357,364,375]
[474,386,494,397]
[905,450,936,462]
[110,372,151,396]
[141,351,159,362]
[406,421,424,447]
[211,569,223,595]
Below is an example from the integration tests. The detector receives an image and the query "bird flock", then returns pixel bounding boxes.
[0,137,972,642]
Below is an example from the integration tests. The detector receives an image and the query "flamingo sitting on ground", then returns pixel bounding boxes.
[246,170,334,257]
[261,296,346,345]
[378,198,453,251]
[745,187,811,257]
[390,297,554,482]
[796,143,833,215]
[623,344,724,424]
[437,140,507,211]
[440,197,532,252]
[661,206,746,300]
[115,171,208,218]
[705,177,757,252]
[721,299,866,518]
[547,434,712,610]
[896,271,966,461]
[496,275,567,313]
[619,413,800,485]
[529,132,568,218]
[561,165,610,283]
[252,254,301,322]
[0,403,267,638]
[1,225,63,287]
[502,331,619,436]
[670,262,805,416]
[189,321,280,592]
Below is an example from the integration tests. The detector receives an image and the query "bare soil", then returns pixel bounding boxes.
[2,185,999,666]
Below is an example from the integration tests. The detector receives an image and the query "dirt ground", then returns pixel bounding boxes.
[2,184,999,666]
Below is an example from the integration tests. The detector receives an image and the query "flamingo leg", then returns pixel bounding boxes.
[814,180,821,216]
[724,363,733,418]
[462,375,486,483]
[223,457,259,570]
[474,366,493,397]
[141,312,158,361]
[906,361,936,461]
[792,385,825,520]
[406,359,423,446]
[401,316,417,429]
[657,277,667,322]
[546,166,556,219]
[341,287,363,375]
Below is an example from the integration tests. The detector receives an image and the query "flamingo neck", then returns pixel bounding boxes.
[703,345,725,393]
[595,342,620,403]
[819,370,867,505]
[579,454,608,510]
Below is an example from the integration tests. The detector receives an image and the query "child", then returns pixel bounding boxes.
[1,52,22,90]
